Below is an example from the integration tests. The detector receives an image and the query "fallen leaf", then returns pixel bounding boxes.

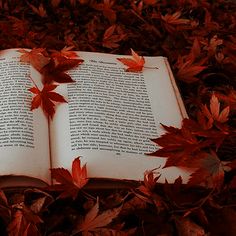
[75,198,122,234]
[117,49,145,72]
[29,83,67,119]
[161,11,190,33]
[50,157,88,199]
[18,48,50,72]
[41,56,84,84]
[188,151,225,189]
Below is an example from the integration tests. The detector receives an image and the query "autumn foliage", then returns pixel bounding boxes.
[1,0,236,235]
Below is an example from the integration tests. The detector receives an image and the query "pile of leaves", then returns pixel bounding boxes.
[1,0,236,235]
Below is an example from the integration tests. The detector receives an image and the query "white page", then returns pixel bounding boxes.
[50,51,190,182]
[0,49,50,183]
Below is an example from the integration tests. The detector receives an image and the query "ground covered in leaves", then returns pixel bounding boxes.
[1,0,236,235]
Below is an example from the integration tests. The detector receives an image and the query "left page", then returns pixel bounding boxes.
[0,49,51,185]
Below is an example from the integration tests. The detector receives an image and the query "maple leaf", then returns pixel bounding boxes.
[161,11,190,33]
[176,56,207,83]
[188,151,225,189]
[18,48,50,72]
[148,119,205,168]
[117,49,145,72]
[93,0,116,23]
[7,205,42,236]
[50,46,78,59]
[27,3,47,17]
[74,198,122,234]
[29,83,67,119]
[102,25,126,49]
[50,157,88,199]
[198,93,230,131]
[41,56,84,84]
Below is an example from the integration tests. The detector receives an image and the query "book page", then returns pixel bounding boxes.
[50,52,190,182]
[0,49,50,184]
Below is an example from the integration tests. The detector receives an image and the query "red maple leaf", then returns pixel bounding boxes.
[27,3,47,18]
[29,83,67,119]
[148,119,205,168]
[93,0,116,23]
[161,11,190,33]
[50,157,88,199]
[188,151,226,189]
[176,56,206,83]
[50,46,78,59]
[117,49,145,72]
[198,93,230,131]
[74,198,121,234]
[7,206,42,236]
[18,48,50,72]
[41,56,84,84]
[102,25,126,49]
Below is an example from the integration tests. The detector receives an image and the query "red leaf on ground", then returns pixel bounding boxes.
[198,93,230,131]
[29,84,67,119]
[7,206,42,236]
[50,157,88,199]
[188,151,225,189]
[102,25,126,49]
[117,49,145,72]
[161,11,190,33]
[74,198,121,234]
[93,0,116,23]
[176,56,206,83]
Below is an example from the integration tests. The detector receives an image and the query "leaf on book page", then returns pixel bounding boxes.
[50,157,88,199]
[148,119,203,168]
[18,48,50,72]
[41,56,84,84]
[117,49,145,72]
[74,198,122,234]
[29,84,67,119]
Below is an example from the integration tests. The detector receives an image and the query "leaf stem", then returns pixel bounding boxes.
[29,75,39,89]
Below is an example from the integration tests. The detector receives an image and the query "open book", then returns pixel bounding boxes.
[0,49,189,188]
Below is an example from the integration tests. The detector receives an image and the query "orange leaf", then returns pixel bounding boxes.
[18,48,50,72]
[176,58,206,83]
[50,46,78,59]
[117,49,145,72]
[29,84,67,119]
[161,11,189,33]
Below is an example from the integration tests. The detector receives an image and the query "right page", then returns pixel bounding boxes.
[50,52,189,182]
